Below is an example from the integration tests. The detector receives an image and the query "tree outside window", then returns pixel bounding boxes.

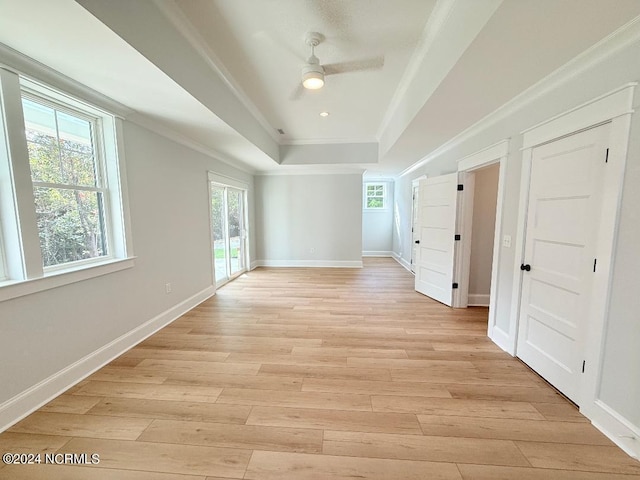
[23,97,108,268]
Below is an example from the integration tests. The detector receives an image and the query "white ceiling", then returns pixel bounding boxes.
[174,0,436,143]
[1,0,640,177]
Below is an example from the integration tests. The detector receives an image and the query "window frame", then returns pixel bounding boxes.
[0,68,134,302]
[21,90,114,271]
[364,182,387,210]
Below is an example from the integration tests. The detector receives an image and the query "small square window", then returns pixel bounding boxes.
[364,183,386,209]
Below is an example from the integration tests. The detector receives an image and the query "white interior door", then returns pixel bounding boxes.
[516,124,609,404]
[414,173,459,306]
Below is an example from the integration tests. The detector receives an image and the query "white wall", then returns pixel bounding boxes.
[0,120,255,425]
[392,37,640,453]
[254,174,363,266]
[362,181,394,255]
[468,164,499,305]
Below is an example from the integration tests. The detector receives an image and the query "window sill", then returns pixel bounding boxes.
[0,257,136,302]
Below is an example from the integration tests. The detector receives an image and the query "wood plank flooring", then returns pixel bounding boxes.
[1,258,639,479]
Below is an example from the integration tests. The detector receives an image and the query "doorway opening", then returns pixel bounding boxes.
[466,163,499,308]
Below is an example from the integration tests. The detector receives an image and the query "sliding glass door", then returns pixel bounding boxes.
[210,183,247,287]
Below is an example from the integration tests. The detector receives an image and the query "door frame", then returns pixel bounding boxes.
[509,84,635,415]
[207,172,250,289]
[456,140,509,350]
[410,175,427,273]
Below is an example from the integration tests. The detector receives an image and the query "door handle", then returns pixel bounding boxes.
[520,264,531,272]
[415,240,420,244]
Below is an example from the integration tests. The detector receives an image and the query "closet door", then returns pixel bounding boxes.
[516,124,609,404]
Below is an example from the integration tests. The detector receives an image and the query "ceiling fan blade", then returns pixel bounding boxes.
[289,83,306,101]
[323,56,385,76]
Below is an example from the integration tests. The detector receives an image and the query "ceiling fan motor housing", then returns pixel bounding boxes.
[301,36,325,90]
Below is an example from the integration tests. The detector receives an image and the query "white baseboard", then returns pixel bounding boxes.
[362,251,393,257]
[468,293,490,307]
[391,252,413,273]
[250,260,260,271]
[0,285,215,433]
[588,399,640,459]
[253,260,363,268]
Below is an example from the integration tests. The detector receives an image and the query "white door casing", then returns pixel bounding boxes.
[414,172,459,306]
[516,124,609,404]
[456,140,510,350]
[411,184,419,273]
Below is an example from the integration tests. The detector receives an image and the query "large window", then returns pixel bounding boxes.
[364,183,386,209]
[23,96,108,268]
[0,68,132,300]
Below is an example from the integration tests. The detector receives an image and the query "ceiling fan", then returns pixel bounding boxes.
[293,32,385,98]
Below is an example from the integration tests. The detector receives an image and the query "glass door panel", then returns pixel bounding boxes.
[227,188,244,276]
[211,185,229,284]
[210,182,247,287]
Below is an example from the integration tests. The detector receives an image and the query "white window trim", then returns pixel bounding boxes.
[364,182,387,210]
[0,68,134,302]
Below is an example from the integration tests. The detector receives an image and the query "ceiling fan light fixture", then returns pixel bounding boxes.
[302,63,324,89]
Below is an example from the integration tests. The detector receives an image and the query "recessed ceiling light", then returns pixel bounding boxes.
[319,111,330,117]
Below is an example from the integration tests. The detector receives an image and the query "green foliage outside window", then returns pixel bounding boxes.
[23,98,106,267]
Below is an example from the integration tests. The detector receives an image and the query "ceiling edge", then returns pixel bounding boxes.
[153,0,280,144]
[376,0,503,159]
[399,14,640,178]
[282,136,378,146]
[376,0,456,139]
[0,42,133,119]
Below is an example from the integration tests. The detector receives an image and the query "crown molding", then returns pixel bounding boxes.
[153,0,280,144]
[399,14,640,178]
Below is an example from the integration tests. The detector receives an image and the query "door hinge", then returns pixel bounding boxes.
[593,258,597,272]
[582,360,586,373]
[454,234,461,241]
[605,148,609,163]
[452,282,459,289]
[457,184,464,191]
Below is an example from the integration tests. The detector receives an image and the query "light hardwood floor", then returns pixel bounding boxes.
[1,258,639,479]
